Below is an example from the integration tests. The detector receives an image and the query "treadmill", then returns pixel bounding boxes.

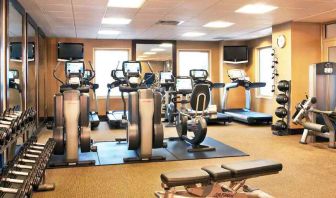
[106,69,127,128]
[190,69,233,125]
[83,70,100,129]
[222,69,272,125]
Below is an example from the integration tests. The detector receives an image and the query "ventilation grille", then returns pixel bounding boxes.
[156,20,182,26]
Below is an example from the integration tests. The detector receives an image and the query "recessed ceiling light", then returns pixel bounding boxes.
[182,32,206,37]
[102,17,131,25]
[203,21,234,28]
[98,30,121,35]
[235,4,278,14]
[151,48,165,52]
[160,43,173,47]
[108,0,145,8]
[144,52,157,55]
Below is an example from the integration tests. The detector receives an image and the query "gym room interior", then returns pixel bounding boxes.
[0,0,335,197]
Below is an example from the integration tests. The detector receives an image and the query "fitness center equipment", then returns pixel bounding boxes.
[159,71,176,126]
[8,70,23,109]
[292,97,336,148]
[83,69,100,129]
[190,69,232,125]
[222,69,272,124]
[292,62,336,148]
[155,159,282,198]
[106,69,128,128]
[172,76,215,152]
[52,60,96,166]
[119,61,165,162]
[272,80,291,136]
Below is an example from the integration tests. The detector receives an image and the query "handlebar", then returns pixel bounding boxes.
[53,62,64,85]
[88,61,95,81]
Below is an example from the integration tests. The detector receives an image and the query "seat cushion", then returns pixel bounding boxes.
[161,169,210,188]
[222,160,282,178]
[201,166,232,182]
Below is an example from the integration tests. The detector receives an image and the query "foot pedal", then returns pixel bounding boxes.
[187,145,216,153]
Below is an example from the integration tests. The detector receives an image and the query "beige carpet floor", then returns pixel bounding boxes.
[34,122,336,198]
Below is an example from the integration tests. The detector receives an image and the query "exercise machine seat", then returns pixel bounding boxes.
[201,165,231,181]
[221,160,282,178]
[161,169,210,188]
[190,84,210,111]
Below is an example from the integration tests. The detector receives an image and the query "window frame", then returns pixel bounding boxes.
[177,49,212,80]
[256,46,273,99]
[93,48,131,99]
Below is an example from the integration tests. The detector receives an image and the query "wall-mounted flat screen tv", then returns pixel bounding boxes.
[57,42,84,61]
[223,46,248,64]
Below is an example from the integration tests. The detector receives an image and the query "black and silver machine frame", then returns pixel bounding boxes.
[190,69,232,125]
[52,60,96,166]
[119,61,165,162]
[83,70,100,129]
[173,76,215,152]
[222,69,272,124]
[106,69,127,128]
[292,62,336,148]
[159,71,176,127]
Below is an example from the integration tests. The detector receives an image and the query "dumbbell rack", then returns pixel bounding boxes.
[272,80,291,136]
[0,107,55,197]
[0,138,56,197]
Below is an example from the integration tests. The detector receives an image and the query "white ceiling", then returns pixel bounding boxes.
[18,0,336,41]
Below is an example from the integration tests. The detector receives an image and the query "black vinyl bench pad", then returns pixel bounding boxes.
[161,160,282,188]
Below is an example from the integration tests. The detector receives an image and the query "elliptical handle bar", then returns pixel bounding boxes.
[53,62,64,85]
[88,61,96,81]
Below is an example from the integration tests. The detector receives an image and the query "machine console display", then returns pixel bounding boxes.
[160,72,173,83]
[123,61,141,76]
[228,69,246,80]
[8,70,19,80]
[66,61,84,75]
[175,77,193,93]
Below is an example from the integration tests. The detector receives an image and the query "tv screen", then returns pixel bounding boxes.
[10,42,35,60]
[223,46,248,64]
[58,43,84,61]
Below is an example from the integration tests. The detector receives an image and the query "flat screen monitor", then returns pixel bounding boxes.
[115,70,124,79]
[123,61,141,76]
[10,42,35,60]
[223,46,248,64]
[58,43,84,61]
[65,61,84,75]
[8,70,19,80]
[175,77,193,93]
[190,70,207,79]
[160,72,173,83]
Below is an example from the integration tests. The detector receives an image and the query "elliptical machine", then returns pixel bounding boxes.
[159,72,175,126]
[52,60,96,166]
[83,70,100,129]
[172,76,215,152]
[119,61,165,162]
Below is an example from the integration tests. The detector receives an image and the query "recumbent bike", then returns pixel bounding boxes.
[171,76,215,152]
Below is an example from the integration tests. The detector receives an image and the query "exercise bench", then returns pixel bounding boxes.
[155,159,282,198]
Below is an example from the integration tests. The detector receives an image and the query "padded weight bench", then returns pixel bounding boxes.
[155,159,282,198]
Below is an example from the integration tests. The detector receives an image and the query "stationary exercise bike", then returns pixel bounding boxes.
[172,76,215,152]
[52,60,96,166]
[119,61,165,162]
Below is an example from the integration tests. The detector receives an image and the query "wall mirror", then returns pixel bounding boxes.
[8,0,24,111]
[132,40,176,77]
[26,21,36,111]
[38,33,47,123]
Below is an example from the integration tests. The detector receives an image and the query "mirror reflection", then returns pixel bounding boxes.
[136,43,173,73]
[38,35,47,123]
[8,1,23,110]
[26,23,36,110]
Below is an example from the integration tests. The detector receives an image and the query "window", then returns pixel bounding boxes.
[94,49,129,97]
[178,51,210,77]
[258,47,273,97]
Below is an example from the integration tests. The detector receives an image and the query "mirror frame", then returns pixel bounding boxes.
[6,0,25,110]
[132,40,177,76]
[26,14,38,122]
